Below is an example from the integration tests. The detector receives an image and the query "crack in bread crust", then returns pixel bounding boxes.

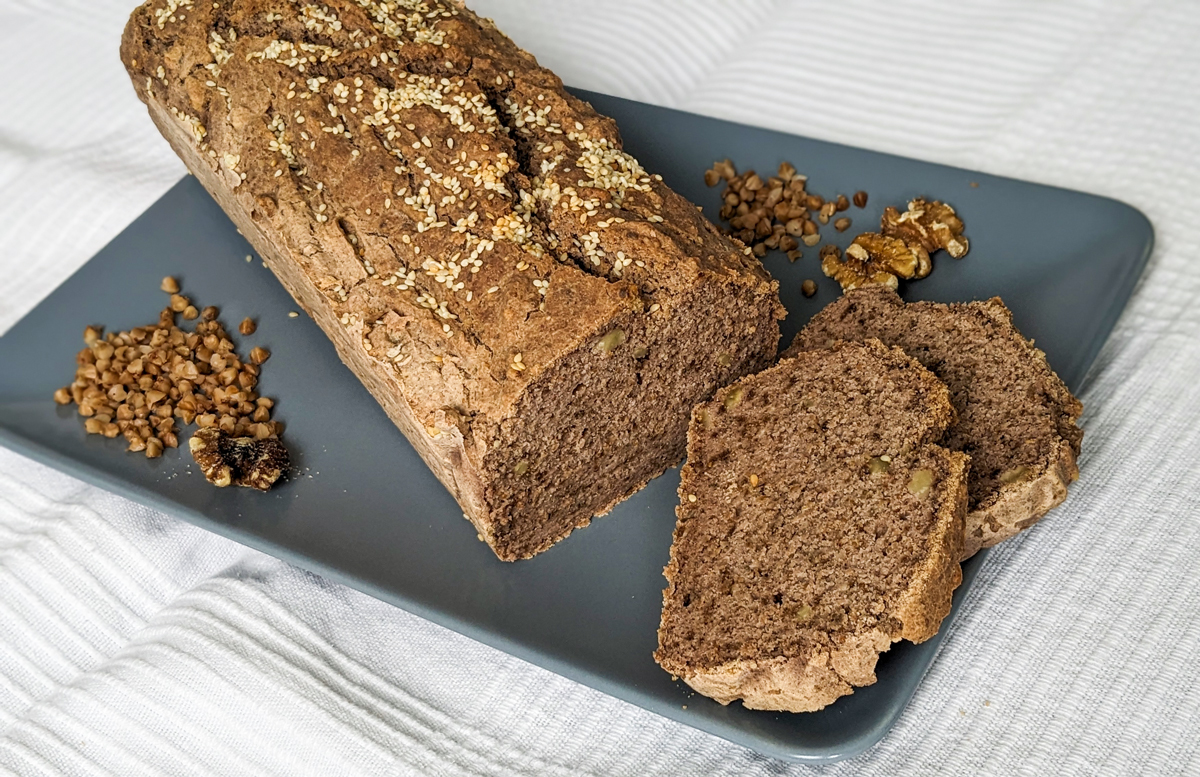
[122,0,783,559]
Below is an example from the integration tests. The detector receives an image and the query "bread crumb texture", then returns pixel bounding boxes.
[656,340,968,712]
[790,287,1082,558]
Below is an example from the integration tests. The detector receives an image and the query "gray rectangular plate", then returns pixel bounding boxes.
[0,90,1152,763]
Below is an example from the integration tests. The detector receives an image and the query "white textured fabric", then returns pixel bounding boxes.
[1,0,1198,773]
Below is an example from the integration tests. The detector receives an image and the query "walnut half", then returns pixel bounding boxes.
[848,233,932,279]
[189,427,289,491]
[881,198,969,259]
[822,250,898,292]
[822,233,932,291]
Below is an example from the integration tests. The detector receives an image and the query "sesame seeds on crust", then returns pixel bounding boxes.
[128,0,768,385]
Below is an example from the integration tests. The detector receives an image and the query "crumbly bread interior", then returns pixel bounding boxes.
[483,283,778,557]
[790,287,1082,557]
[656,340,967,712]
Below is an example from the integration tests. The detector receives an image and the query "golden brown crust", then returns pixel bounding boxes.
[681,638,882,712]
[144,95,496,520]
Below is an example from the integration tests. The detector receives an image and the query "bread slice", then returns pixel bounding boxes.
[655,340,968,712]
[121,1,783,560]
[789,287,1082,558]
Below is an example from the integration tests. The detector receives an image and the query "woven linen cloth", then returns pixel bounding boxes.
[2,1,1199,774]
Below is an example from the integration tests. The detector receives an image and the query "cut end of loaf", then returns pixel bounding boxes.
[655,341,967,712]
[477,279,781,561]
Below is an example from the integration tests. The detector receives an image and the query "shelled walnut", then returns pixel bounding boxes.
[881,198,969,259]
[821,248,902,292]
[824,199,968,292]
[847,234,932,280]
[189,427,289,491]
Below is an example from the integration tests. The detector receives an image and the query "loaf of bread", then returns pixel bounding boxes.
[120,1,782,560]
[790,287,1082,558]
[656,340,968,711]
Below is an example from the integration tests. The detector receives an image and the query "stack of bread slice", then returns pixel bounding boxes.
[657,287,1082,711]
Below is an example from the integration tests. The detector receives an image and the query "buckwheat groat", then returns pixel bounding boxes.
[656,341,968,712]
[789,287,1082,558]
[121,0,782,560]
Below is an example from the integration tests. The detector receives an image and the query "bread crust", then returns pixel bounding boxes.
[896,451,968,639]
[143,95,496,532]
[122,0,782,559]
[963,437,1077,558]
[682,631,890,712]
